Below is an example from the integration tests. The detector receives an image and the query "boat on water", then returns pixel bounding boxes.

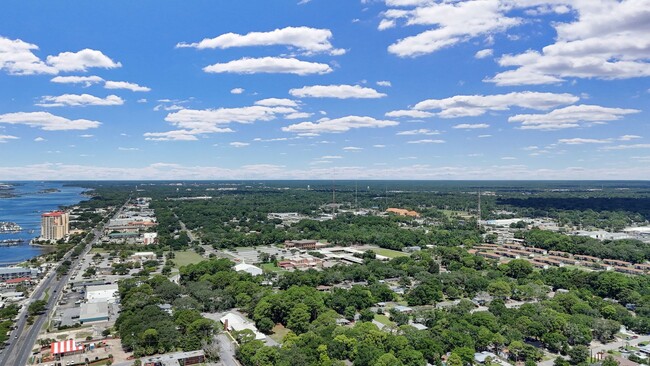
[0,239,25,246]
[0,221,22,233]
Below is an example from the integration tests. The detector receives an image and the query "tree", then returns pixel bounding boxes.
[359,309,375,322]
[567,345,589,365]
[28,300,47,315]
[389,309,409,326]
[287,304,311,335]
[375,353,404,366]
[447,353,463,366]
[257,317,275,334]
[487,281,511,299]
[592,318,620,343]
[601,356,619,366]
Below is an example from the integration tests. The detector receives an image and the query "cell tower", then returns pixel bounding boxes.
[477,189,482,229]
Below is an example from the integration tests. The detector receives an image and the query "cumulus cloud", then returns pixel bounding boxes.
[0,36,57,75]
[230,141,250,147]
[385,110,435,118]
[231,88,245,94]
[282,116,398,134]
[343,146,363,151]
[177,26,345,55]
[509,104,641,130]
[36,94,124,107]
[34,137,46,142]
[558,138,612,145]
[50,75,104,86]
[203,57,332,75]
[452,123,490,129]
[413,91,579,118]
[0,112,101,130]
[0,135,19,143]
[474,48,494,59]
[254,98,298,107]
[144,130,201,141]
[147,105,296,141]
[286,112,313,119]
[377,81,392,87]
[289,84,387,99]
[384,0,521,57]
[104,81,151,92]
[46,49,121,72]
[407,139,445,144]
[396,129,440,135]
[486,1,650,85]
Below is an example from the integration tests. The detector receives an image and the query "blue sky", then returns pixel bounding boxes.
[0,0,648,180]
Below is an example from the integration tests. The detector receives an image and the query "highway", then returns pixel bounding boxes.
[0,204,123,366]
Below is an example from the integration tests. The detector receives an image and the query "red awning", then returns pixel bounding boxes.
[51,339,83,355]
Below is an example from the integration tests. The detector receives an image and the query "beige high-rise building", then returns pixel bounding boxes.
[41,211,69,241]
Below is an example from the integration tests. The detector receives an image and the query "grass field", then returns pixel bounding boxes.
[261,263,287,273]
[270,324,291,343]
[374,314,394,327]
[372,248,409,258]
[89,248,109,254]
[172,251,205,268]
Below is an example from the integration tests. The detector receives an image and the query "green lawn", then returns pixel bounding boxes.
[261,263,287,273]
[89,248,109,254]
[269,324,291,343]
[372,248,409,259]
[172,251,205,268]
[374,314,395,327]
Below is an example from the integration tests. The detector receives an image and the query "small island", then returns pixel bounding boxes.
[37,188,61,194]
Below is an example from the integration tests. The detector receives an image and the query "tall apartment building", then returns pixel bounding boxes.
[41,211,69,241]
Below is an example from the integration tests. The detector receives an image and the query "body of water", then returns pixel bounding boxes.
[0,182,87,266]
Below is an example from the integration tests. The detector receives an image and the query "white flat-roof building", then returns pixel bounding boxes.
[220,312,265,340]
[131,252,157,261]
[86,284,118,304]
[234,263,263,276]
[79,301,109,324]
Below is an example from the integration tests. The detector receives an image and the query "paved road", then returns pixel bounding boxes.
[0,204,124,366]
[216,333,239,366]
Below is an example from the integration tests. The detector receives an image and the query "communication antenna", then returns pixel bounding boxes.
[355,181,358,209]
[477,189,482,229]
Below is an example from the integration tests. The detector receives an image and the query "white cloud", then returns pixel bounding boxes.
[619,135,642,141]
[413,91,579,118]
[377,80,392,87]
[0,112,101,130]
[373,144,386,148]
[80,134,94,138]
[509,104,640,130]
[385,0,521,57]
[0,135,18,143]
[286,112,313,119]
[46,49,121,72]
[203,57,332,75]
[487,1,650,85]
[36,94,124,107]
[34,137,45,142]
[343,146,363,151]
[255,98,298,107]
[118,147,139,151]
[407,139,445,144]
[396,128,439,135]
[475,48,494,59]
[385,110,435,118]
[231,88,245,94]
[137,99,147,103]
[558,138,611,145]
[104,81,151,92]
[144,130,200,141]
[320,155,343,159]
[50,75,104,86]
[0,36,57,75]
[452,123,490,129]
[602,144,650,151]
[282,116,398,134]
[378,19,397,31]
[478,134,492,138]
[290,84,387,99]
[230,142,250,148]
[177,26,345,55]
[501,156,516,160]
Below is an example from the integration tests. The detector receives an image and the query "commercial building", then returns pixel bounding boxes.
[234,263,263,276]
[131,252,157,261]
[85,283,118,304]
[220,312,266,340]
[284,239,318,250]
[41,211,69,241]
[0,267,38,281]
[142,350,205,366]
[79,302,109,324]
[143,232,158,245]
